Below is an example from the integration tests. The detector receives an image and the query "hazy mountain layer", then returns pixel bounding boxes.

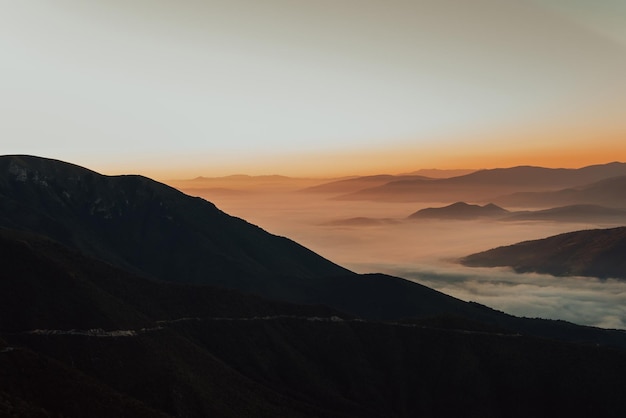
[502,204,626,223]
[493,175,626,208]
[300,174,430,194]
[335,163,626,202]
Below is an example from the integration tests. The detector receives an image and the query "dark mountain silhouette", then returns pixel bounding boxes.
[409,202,509,220]
[335,162,626,202]
[5,227,626,417]
[4,155,626,336]
[0,341,170,418]
[0,155,350,294]
[493,175,626,208]
[461,227,626,279]
[502,204,626,223]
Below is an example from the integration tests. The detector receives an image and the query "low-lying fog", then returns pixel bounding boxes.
[177,187,626,329]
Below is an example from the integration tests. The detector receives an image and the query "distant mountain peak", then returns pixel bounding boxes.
[409,201,508,219]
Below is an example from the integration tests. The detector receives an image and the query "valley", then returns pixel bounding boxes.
[169,164,626,328]
[3,155,626,417]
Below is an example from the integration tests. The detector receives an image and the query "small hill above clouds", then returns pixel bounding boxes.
[409,202,509,220]
[461,227,626,279]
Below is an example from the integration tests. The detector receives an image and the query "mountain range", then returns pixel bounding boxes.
[4,155,626,417]
[406,202,626,223]
[503,204,626,223]
[323,202,626,225]
[323,163,626,202]
[300,174,430,194]
[493,175,626,208]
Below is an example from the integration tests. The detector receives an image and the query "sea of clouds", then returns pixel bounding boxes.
[367,262,626,330]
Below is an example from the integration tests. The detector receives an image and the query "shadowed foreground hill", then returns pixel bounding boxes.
[4,228,626,417]
[6,155,626,416]
[461,227,626,279]
[0,155,350,293]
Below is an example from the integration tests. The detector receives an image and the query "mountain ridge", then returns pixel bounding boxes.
[0,155,351,294]
[4,155,626,416]
[461,226,626,279]
[492,175,626,208]
[334,162,626,202]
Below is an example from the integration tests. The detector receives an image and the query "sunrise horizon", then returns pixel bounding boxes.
[4,1,626,180]
[69,146,626,181]
[4,2,626,415]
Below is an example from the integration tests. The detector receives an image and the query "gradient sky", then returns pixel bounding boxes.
[2,0,626,178]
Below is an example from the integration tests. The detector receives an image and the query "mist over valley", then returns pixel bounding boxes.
[173,163,626,329]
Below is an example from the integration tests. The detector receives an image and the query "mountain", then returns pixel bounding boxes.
[503,204,626,223]
[7,155,626,416]
[409,202,509,220]
[493,175,626,208]
[5,227,626,417]
[6,155,626,334]
[0,155,351,295]
[0,155,514,322]
[335,162,626,202]
[461,227,626,279]
[0,226,343,417]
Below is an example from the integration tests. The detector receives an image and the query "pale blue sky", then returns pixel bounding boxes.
[2,0,626,177]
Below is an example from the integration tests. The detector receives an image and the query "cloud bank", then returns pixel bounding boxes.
[376,262,626,330]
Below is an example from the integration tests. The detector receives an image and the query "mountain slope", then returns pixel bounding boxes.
[3,225,625,349]
[0,155,350,293]
[5,228,626,417]
[461,227,626,279]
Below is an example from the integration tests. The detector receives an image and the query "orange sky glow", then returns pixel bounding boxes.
[2,1,626,180]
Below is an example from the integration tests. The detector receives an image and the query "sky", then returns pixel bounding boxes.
[2,0,626,179]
